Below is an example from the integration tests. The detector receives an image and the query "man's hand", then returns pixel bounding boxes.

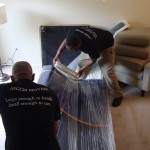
[76,70,83,77]
[53,56,60,65]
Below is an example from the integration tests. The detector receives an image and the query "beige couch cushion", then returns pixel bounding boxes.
[115,27,150,46]
[115,44,150,59]
[114,64,143,80]
[115,55,150,71]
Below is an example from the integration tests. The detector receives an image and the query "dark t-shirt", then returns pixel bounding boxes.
[0,79,61,150]
[73,27,114,60]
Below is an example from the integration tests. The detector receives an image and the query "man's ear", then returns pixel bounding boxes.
[11,76,15,82]
[32,73,35,81]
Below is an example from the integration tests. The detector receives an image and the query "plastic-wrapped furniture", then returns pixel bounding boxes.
[37,66,116,150]
[114,27,150,96]
[39,26,116,150]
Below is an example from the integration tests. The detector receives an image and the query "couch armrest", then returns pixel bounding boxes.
[142,62,150,91]
[37,65,53,86]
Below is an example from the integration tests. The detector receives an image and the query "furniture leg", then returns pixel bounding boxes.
[141,90,145,97]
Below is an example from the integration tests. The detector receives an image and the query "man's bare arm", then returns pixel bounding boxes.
[76,59,96,77]
[53,39,66,64]
[53,121,59,137]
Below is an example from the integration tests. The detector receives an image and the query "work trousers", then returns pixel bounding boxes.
[77,47,123,98]
[97,46,122,98]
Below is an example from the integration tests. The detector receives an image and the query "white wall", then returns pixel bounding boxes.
[0,0,150,65]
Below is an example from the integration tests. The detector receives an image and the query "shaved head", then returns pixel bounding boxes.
[11,61,34,81]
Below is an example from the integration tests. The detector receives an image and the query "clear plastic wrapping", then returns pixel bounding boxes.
[47,71,116,150]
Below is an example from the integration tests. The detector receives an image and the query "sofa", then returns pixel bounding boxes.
[114,27,150,96]
[38,26,116,150]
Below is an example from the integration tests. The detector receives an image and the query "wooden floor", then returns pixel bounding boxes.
[111,83,150,150]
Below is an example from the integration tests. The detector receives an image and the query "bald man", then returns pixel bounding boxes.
[0,61,61,150]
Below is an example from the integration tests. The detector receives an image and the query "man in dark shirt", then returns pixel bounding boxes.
[0,61,61,150]
[53,26,123,107]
